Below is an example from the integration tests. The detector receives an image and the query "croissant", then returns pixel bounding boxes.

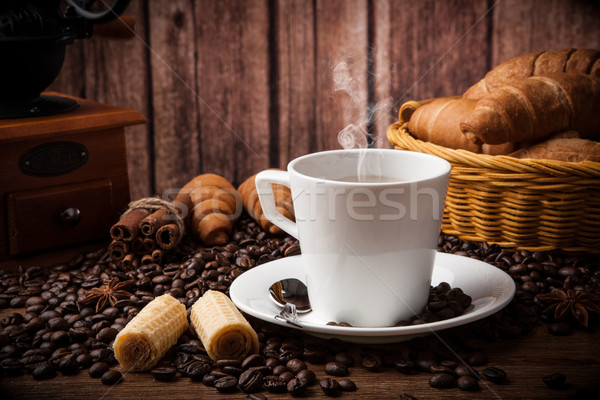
[460,73,600,144]
[406,97,515,155]
[175,173,242,245]
[464,48,600,99]
[509,137,600,162]
[238,170,294,234]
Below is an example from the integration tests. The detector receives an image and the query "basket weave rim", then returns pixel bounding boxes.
[388,122,600,178]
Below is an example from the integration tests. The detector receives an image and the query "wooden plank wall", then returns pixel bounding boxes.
[49,0,600,200]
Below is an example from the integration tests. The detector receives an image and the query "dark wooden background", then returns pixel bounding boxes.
[49,0,600,200]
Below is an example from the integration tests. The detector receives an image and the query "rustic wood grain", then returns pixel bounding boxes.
[274,0,317,167]
[315,0,369,152]
[492,0,600,68]
[51,2,152,200]
[192,0,271,186]
[45,0,600,195]
[373,0,491,147]
[147,0,202,195]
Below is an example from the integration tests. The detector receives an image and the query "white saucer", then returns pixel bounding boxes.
[230,253,515,344]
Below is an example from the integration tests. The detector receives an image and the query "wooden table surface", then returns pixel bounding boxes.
[1,303,599,399]
[1,243,599,400]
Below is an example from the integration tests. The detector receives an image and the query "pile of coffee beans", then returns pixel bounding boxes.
[1,216,599,398]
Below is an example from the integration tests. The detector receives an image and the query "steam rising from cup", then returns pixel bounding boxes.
[333,54,393,181]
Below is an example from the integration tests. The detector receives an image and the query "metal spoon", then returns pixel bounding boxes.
[269,278,312,313]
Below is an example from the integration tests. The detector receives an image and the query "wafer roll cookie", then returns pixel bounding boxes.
[190,290,259,361]
[113,294,188,371]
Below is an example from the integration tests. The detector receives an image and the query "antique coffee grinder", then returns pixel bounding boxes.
[0,0,131,118]
[0,0,146,262]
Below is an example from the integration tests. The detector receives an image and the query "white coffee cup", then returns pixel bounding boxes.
[255,149,451,327]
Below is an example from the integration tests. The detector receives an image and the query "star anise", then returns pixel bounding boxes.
[537,289,600,328]
[79,277,134,312]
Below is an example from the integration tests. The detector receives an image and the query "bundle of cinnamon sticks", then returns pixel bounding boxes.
[108,207,181,269]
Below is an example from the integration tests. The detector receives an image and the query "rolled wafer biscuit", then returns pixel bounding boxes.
[113,294,188,371]
[190,290,259,361]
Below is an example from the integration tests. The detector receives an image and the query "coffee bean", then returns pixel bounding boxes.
[416,356,436,373]
[296,368,316,384]
[264,357,279,370]
[264,375,287,393]
[89,362,110,378]
[214,375,238,393]
[50,331,71,346]
[325,361,348,376]
[543,372,566,389]
[202,371,230,386]
[185,360,212,380]
[215,358,242,369]
[430,365,456,375]
[320,377,341,396]
[243,394,267,400]
[58,354,78,375]
[241,354,264,370]
[457,375,480,391]
[334,352,355,367]
[429,373,456,388]
[272,365,288,376]
[482,366,507,384]
[178,341,205,354]
[398,394,418,400]
[151,366,177,381]
[286,358,307,374]
[361,352,382,372]
[96,327,118,343]
[395,359,418,374]
[455,364,479,379]
[20,355,47,370]
[32,363,56,380]
[76,354,93,369]
[239,369,264,393]
[287,376,308,394]
[2,312,24,327]
[24,317,45,333]
[338,378,357,391]
[101,370,123,385]
[89,348,114,363]
[247,365,271,377]
[223,365,242,377]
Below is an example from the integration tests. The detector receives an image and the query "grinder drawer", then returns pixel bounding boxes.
[6,179,116,255]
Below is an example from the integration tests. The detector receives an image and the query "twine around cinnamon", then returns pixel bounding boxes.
[119,197,185,242]
[108,197,185,266]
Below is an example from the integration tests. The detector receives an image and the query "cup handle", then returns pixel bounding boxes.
[255,170,298,238]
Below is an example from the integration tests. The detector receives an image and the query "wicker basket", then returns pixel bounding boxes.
[387,121,600,253]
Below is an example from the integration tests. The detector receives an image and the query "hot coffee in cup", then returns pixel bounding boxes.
[255,149,450,327]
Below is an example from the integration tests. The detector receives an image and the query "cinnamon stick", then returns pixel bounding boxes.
[110,209,150,242]
[140,254,154,265]
[122,254,139,270]
[151,249,163,264]
[108,240,128,261]
[143,238,156,253]
[131,237,147,255]
[156,224,180,250]
[139,209,173,236]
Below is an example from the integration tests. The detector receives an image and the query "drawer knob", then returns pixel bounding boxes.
[60,207,81,227]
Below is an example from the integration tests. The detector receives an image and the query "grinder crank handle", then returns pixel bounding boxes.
[65,0,131,25]
[93,15,136,40]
